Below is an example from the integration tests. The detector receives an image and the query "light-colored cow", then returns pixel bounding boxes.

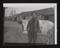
[39,20,54,35]
[22,20,29,34]
[22,19,54,34]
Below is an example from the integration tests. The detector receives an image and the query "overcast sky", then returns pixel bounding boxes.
[3,3,57,16]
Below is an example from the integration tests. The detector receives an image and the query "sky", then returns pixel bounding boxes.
[3,3,57,16]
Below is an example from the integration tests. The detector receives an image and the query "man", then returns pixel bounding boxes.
[27,13,40,43]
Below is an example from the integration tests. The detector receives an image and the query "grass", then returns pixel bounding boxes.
[4,20,54,44]
[4,21,28,43]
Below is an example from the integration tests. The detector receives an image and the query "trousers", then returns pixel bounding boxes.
[28,31,37,43]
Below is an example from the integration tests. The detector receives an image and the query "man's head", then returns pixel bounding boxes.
[33,13,36,18]
[33,13,39,20]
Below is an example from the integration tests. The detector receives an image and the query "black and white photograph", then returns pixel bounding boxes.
[3,3,57,45]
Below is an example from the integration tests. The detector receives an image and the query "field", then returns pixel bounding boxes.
[4,21,28,43]
[4,20,54,44]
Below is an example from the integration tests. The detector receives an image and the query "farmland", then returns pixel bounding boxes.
[4,20,54,44]
[3,7,54,44]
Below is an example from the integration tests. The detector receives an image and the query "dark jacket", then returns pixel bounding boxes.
[27,17,40,32]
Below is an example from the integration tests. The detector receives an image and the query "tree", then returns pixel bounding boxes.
[9,8,16,16]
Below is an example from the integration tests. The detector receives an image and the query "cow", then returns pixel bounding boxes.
[39,20,54,35]
[22,19,54,35]
[22,19,30,34]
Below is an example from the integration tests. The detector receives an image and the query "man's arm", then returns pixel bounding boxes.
[37,20,41,33]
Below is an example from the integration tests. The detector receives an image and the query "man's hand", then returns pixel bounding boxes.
[27,27,30,31]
